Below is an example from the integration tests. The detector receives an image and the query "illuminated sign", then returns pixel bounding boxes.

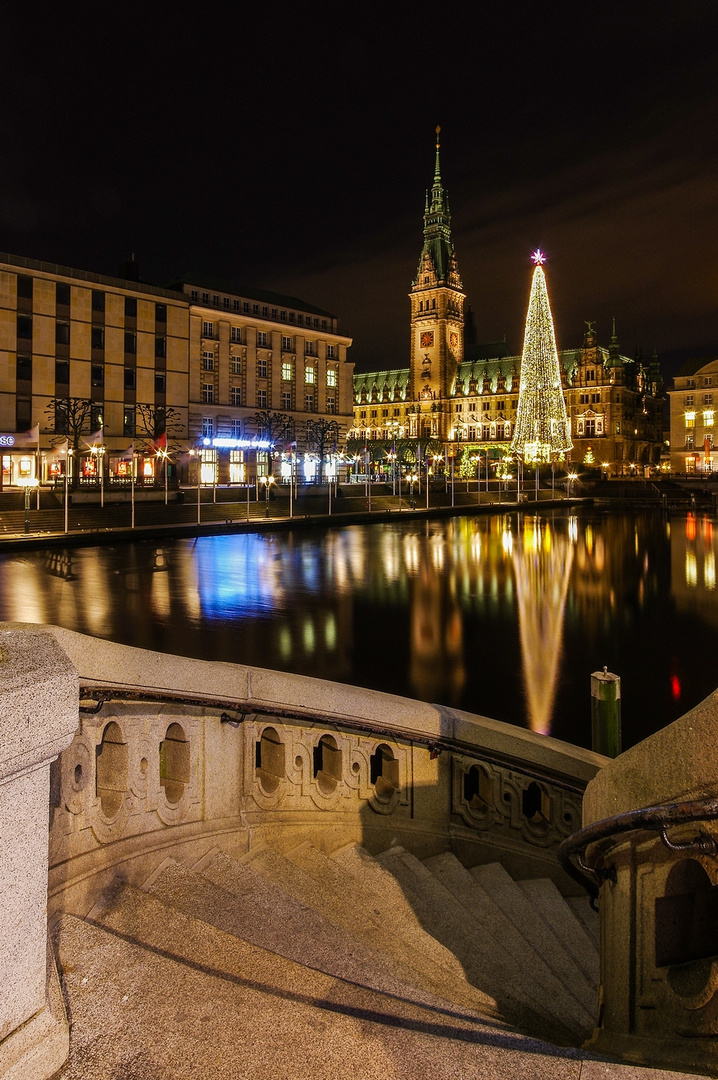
[203,437,273,450]
[0,435,16,446]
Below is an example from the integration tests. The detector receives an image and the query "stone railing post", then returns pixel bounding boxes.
[0,627,78,1080]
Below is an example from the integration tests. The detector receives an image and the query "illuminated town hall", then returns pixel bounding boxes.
[350,131,665,475]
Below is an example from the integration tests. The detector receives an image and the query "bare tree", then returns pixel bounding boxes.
[305,419,340,483]
[253,410,293,446]
[135,404,184,454]
[44,397,93,487]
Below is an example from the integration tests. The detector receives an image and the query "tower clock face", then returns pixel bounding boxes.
[420,331,434,348]
[450,332,458,348]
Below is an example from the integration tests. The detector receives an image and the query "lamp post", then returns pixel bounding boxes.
[64,449,73,534]
[567,471,578,499]
[407,471,418,509]
[19,477,39,533]
[259,474,275,516]
[157,448,170,506]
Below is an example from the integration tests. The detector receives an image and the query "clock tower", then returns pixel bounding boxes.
[409,127,465,439]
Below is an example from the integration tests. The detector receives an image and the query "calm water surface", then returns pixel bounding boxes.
[2,508,716,751]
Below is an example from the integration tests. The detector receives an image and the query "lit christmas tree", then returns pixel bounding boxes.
[511,251,572,461]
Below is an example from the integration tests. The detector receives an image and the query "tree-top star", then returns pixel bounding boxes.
[531,249,546,265]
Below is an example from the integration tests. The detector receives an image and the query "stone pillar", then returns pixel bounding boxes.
[0,626,78,1080]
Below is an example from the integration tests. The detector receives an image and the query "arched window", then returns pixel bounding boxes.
[160,722,190,804]
[96,721,129,817]
[313,734,341,795]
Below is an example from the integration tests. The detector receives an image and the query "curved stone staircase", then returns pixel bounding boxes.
[50,840,689,1080]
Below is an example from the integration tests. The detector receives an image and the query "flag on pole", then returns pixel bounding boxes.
[49,438,69,458]
[13,424,39,447]
[83,429,103,449]
[116,443,134,462]
[149,431,168,453]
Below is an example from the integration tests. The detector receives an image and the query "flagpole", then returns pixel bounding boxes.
[131,455,135,529]
[64,464,69,534]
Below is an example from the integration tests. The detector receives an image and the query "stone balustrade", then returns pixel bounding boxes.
[1,621,605,1080]
[582,686,718,1075]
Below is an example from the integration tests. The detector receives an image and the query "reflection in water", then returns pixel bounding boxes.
[3,509,718,749]
[511,517,574,734]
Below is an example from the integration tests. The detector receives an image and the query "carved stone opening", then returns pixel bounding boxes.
[255,726,285,794]
[522,781,549,824]
[159,722,190,805]
[657,858,718,998]
[463,764,492,811]
[370,744,399,802]
[96,721,129,818]
[313,734,341,795]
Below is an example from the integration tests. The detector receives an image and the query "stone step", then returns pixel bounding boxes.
[58,892,570,1080]
[567,894,600,950]
[423,850,594,1041]
[471,862,597,1019]
[146,855,482,1019]
[375,846,582,1044]
[226,842,499,1020]
[517,877,600,985]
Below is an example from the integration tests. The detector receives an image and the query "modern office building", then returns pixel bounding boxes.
[169,275,353,486]
[0,254,353,490]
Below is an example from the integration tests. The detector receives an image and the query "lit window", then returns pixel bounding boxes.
[282,362,293,381]
[305,365,315,384]
[705,411,714,427]
[685,412,695,428]
[326,368,337,387]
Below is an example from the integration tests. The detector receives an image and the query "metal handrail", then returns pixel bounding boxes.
[77,683,589,794]
[558,794,718,901]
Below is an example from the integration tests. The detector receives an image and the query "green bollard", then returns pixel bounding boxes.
[591,667,622,758]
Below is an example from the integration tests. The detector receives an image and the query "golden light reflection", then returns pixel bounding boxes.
[705,552,716,590]
[686,551,697,587]
[303,617,315,653]
[512,517,574,735]
[325,612,337,649]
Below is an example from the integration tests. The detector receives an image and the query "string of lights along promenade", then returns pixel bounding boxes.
[511,251,573,462]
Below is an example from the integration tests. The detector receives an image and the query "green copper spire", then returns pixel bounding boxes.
[415,127,454,283]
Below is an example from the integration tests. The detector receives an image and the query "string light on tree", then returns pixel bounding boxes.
[511,250,572,462]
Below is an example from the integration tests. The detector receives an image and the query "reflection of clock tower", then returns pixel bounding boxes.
[409,127,465,439]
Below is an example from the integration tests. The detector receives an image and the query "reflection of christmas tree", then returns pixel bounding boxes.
[512,517,574,734]
[511,251,572,461]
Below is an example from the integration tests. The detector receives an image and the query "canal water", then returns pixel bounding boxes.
[1,507,716,751]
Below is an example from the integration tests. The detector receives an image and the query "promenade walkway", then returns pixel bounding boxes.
[0,482,575,551]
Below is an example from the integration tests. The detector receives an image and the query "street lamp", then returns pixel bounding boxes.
[157,448,170,505]
[89,444,106,508]
[407,471,418,508]
[259,474,275,515]
[567,471,578,498]
[19,476,39,533]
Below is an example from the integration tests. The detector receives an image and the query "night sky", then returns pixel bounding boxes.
[3,4,717,379]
